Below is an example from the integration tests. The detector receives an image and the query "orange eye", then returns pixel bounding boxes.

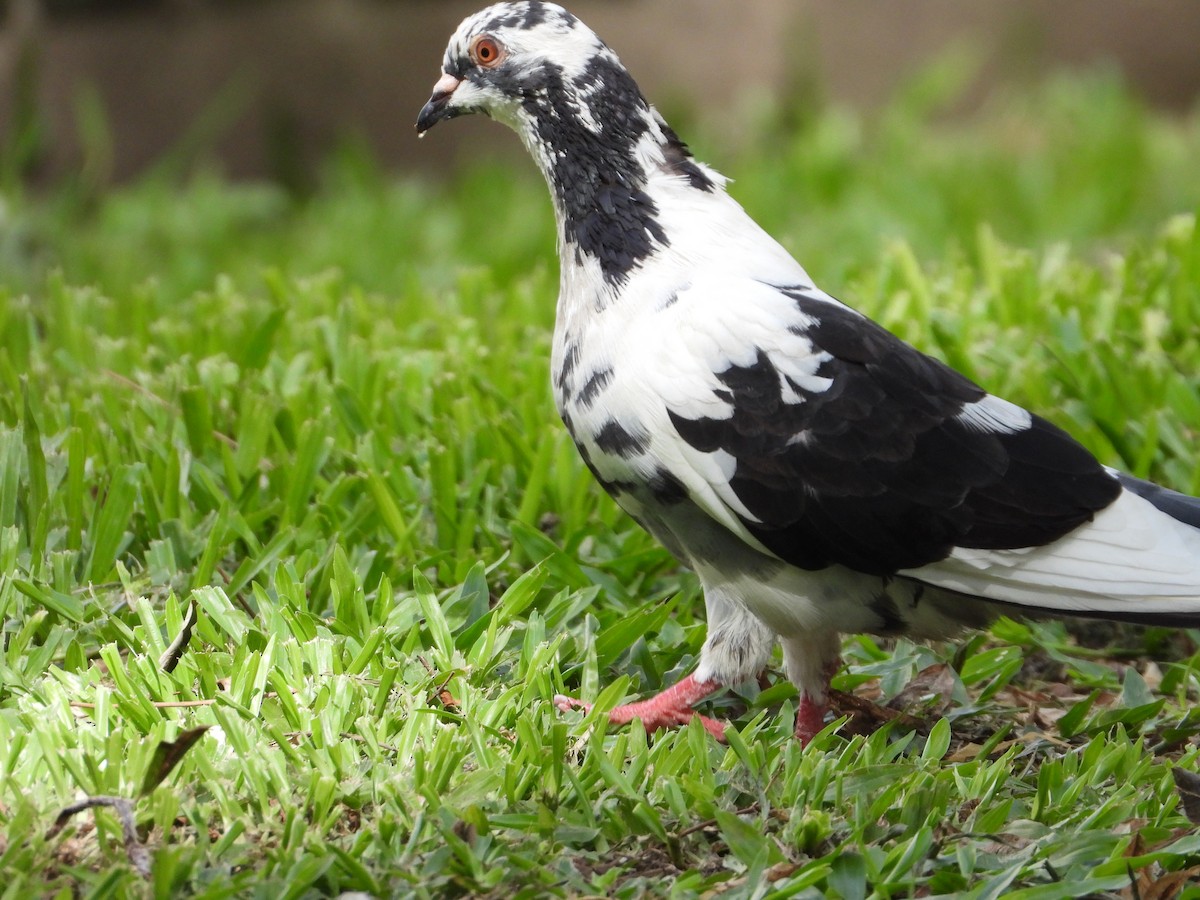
[471,36,504,68]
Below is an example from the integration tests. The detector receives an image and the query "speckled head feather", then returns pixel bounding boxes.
[418,1,717,285]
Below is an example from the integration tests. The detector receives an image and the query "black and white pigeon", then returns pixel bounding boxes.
[417,1,1200,742]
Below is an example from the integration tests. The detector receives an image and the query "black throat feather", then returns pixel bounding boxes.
[519,55,710,284]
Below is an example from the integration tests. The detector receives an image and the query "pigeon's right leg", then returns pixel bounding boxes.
[554,674,726,739]
[555,590,774,741]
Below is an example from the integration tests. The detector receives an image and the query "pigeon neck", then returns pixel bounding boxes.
[515,61,714,287]
[521,120,662,287]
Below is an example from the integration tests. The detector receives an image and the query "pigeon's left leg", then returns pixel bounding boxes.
[554,591,774,741]
[781,632,843,744]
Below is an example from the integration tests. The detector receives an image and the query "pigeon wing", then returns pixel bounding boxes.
[651,279,1200,618]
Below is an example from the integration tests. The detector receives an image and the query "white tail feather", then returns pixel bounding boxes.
[902,489,1200,615]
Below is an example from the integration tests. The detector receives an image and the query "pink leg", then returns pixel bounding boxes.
[554,674,727,740]
[794,693,828,744]
[793,655,842,745]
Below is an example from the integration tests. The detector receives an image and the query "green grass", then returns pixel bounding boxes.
[2,66,1200,897]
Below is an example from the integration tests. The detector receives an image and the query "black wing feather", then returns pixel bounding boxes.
[669,289,1121,576]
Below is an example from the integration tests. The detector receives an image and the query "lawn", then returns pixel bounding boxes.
[2,63,1200,897]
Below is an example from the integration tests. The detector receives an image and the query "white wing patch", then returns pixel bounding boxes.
[956,394,1033,434]
[583,275,842,541]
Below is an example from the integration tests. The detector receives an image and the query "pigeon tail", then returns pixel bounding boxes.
[902,486,1200,625]
[1116,471,1200,530]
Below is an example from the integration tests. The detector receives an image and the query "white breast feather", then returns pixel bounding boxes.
[599,275,838,537]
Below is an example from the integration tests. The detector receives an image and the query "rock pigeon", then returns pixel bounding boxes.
[417,1,1200,742]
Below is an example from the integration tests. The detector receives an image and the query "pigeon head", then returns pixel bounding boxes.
[418,1,718,285]
[416,2,605,138]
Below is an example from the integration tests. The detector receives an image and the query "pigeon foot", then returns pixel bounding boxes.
[793,655,841,744]
[794,693,828,744]
[554,673,727,740]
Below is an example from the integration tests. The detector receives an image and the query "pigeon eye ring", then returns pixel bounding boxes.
[470,35,505,68]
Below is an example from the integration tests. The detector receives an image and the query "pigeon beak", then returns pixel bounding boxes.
[416,72,463,137]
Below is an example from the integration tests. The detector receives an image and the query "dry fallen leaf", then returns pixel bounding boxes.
[888,663,957,716]
[829,689,928,738]
[139,726,211,797]
[1171,767,1200,826]
[946,738,1021,764]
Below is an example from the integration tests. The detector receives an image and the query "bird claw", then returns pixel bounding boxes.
[553,693,591,714]
[553,675,728,741]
